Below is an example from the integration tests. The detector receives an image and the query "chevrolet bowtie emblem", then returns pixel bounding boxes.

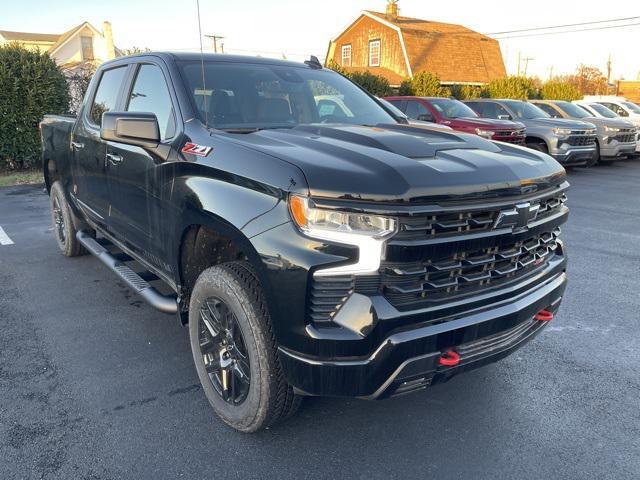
[493,202,540,230]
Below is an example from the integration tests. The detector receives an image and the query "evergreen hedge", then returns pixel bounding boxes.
[0,43,69,170]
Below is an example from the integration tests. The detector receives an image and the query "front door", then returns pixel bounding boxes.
[105,62,178,273]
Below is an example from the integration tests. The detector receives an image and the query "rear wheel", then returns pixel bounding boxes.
[49,181,86,257]
[189,261,301,432]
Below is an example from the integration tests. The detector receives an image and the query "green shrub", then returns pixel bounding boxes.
[347,71,393,97]
[482,76,538,100]
[449,84,483,100]
[400,71,449,97]
[0,43,69,170]
[540,80,581,101]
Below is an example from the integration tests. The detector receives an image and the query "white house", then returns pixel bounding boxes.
[0,21,120,70]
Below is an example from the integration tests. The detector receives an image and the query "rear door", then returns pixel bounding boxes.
[71,65,129,229]
[105,61,179,271]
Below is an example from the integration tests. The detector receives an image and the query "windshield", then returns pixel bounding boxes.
[622,101,640,114]
[587,103,617,118]
[503,100,550,119]
[556,101,590,118]
[377,97,407,118]
[428,98,478,119]
[178,61,395,130]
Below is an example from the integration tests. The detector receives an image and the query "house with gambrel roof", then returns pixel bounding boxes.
[0,21,120,70]
[326,1,506,87]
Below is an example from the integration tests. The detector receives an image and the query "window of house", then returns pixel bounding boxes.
[341,45,352,67]
[127,64,176,140]
[89,66,128,126]
[81,36,94,61]
[368,39,380,67]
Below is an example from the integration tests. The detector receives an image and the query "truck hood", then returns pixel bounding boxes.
[582,116,636,129]
[523,117,596,130]
[222,123,565,203]
[447,117,525,131]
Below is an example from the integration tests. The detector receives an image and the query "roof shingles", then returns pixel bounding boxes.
[365,11,506,84]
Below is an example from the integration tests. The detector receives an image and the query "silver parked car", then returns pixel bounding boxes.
[531,100,637,163]
[465,99,598,167]
[573,100,640,156]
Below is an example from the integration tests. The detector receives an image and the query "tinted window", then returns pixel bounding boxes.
[90,66,127,126]
[428,98,477,119]
[555,101,590,118]
[405,101,433,122]
[587,103,617,118]
[178,62,395,130]
[466,102,510,119]
[622,101,640,114]
[502,100,549,119]
[127,64,176,140]
[536,103,561,118]
[600,102,627,117]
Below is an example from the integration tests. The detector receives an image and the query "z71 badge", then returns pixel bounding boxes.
[181,142,213,157]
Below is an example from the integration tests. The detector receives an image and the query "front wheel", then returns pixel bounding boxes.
[188,261,301,432]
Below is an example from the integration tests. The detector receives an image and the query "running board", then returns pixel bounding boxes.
[76,231,178,314]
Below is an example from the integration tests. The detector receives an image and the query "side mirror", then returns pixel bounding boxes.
[417,114,433,122]
[497,114,511,120]
[101,111,160,149]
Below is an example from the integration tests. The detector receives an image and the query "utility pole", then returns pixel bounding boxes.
[549,65,554,80]
[606,53,612,84]
[205,34,225,53]
[517,51,521,76]
[522,56,534,76]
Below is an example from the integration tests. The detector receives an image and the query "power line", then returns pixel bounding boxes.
[494,21,640,39]
[486,15,640,35]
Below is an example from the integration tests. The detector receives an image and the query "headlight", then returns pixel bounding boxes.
[604,125,621,133]
[289,195,396,238]
[552,128,572,137]
[475,128,495,139]
[289,195,396,276]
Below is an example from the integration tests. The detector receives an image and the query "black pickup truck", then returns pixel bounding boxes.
[40,53,569,432]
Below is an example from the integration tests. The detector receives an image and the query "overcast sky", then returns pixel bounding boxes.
[3,0,640,80]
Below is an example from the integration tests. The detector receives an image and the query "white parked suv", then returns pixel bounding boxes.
[574,99,640,155]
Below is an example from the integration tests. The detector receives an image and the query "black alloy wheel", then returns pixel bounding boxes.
[199,296,251,405]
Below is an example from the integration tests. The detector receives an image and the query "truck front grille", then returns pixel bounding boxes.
[395,193,566,241]
[562,134,596,147]
[494,129,526,145]
[380,228,561,309]
[614,130,636,143]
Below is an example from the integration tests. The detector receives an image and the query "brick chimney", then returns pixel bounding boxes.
[102,21,116,59]
[386,0,399,20]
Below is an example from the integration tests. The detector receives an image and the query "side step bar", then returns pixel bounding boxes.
[76,231,178,314]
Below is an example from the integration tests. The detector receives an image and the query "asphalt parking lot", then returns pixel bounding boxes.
[1,160,639,480]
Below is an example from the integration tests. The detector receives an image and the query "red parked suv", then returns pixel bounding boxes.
[385,96,527,145]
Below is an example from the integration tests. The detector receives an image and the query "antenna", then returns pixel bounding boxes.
[196,0,208,128]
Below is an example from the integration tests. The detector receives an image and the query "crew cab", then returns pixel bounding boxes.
[385,96,526,144]
[40,53,569,432]
[465,99,598,166]
[531,100,637,162]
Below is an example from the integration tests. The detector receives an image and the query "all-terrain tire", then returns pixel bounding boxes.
[49,181,86,257]
[188,261,301,432]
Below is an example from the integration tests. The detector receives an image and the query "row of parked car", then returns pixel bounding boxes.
[382,95,640,167]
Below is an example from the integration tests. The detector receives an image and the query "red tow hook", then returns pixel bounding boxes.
[535,309,554,322]
[438,350,461,367]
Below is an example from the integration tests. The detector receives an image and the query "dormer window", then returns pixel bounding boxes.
[81,35,94,60]
[368,39,380,67]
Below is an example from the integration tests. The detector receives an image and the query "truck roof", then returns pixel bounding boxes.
[105,51,317,69]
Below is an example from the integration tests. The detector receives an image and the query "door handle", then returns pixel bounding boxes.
[106,153,123,165]
[71,141,84,150]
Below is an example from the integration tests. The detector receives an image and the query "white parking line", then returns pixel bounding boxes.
[0,226,14,245]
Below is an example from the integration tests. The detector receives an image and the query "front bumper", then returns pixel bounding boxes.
[551,146,596,166]
[278,268,567,399]
[601,141,637,159]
